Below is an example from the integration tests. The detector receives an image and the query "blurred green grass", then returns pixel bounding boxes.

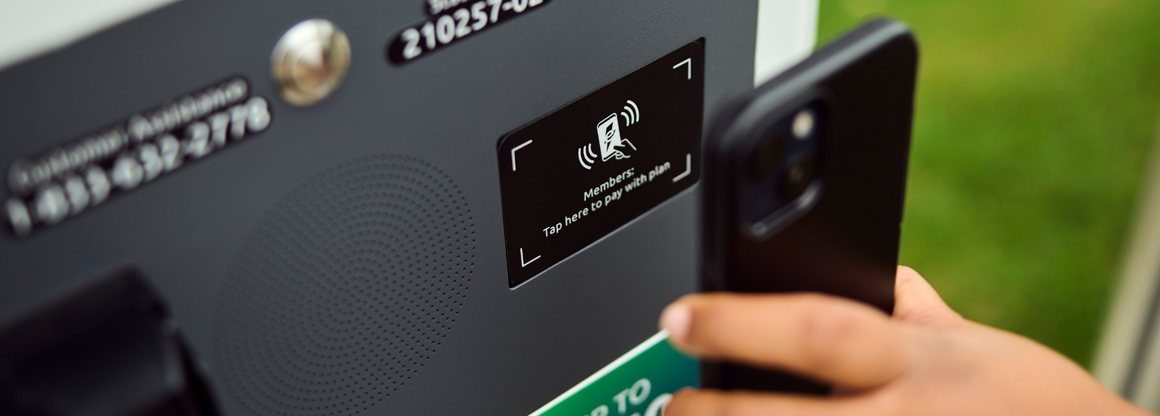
[817,0,1160,366]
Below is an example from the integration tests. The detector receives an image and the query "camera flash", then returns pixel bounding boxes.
[792,110,814,139]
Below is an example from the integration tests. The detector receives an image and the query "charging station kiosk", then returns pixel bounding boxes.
[0,1,818,414]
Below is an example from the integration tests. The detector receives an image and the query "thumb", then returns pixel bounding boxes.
[893,266,962,326]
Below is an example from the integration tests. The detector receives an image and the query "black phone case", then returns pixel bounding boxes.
[700,18,918,392]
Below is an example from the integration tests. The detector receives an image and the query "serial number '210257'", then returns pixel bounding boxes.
[386,0,549,64]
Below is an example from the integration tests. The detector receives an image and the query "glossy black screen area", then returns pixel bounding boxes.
[497,40,704,288]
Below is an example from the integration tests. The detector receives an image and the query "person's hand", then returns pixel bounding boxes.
[659,266,1151,415]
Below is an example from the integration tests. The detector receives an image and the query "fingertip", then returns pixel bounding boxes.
[673,386,698,397]
[665,387,719,416]
[893,265,961,325]
[895,265,933,299]
[660,302,693,345]
[896,265,921,282]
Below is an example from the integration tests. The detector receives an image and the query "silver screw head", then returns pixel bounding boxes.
[271,19,351,106]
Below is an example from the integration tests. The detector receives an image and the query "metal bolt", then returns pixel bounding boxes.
[271,19,351,106]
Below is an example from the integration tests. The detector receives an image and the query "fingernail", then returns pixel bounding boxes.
[660,303,692,344]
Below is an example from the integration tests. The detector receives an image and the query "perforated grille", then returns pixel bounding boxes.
[212,155,475,416]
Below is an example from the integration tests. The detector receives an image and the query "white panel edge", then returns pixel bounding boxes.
[0,0,180,72]
[1093,118,1160,408]
[754,0,819,87]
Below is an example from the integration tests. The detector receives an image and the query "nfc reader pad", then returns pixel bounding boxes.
[497,40,704,288]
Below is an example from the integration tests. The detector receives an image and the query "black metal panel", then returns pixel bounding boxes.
[0,1,758,415]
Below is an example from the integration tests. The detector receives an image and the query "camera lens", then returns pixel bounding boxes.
[792,109,815,140]
[780,150,815,200]
[748,132,785,178]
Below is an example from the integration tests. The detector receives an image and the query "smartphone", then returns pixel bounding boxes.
[699,18,919,393]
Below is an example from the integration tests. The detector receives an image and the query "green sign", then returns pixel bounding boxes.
[529,331,699,416]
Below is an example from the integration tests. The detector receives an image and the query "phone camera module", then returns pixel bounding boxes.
[739,101,826,237]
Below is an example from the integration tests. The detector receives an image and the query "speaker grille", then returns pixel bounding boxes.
[212,155,475,416]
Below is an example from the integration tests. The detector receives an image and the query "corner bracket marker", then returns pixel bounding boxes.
[520,248,541,267]
[512,140,533,171]
[673,58,692,80]
[672,153,692,182]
